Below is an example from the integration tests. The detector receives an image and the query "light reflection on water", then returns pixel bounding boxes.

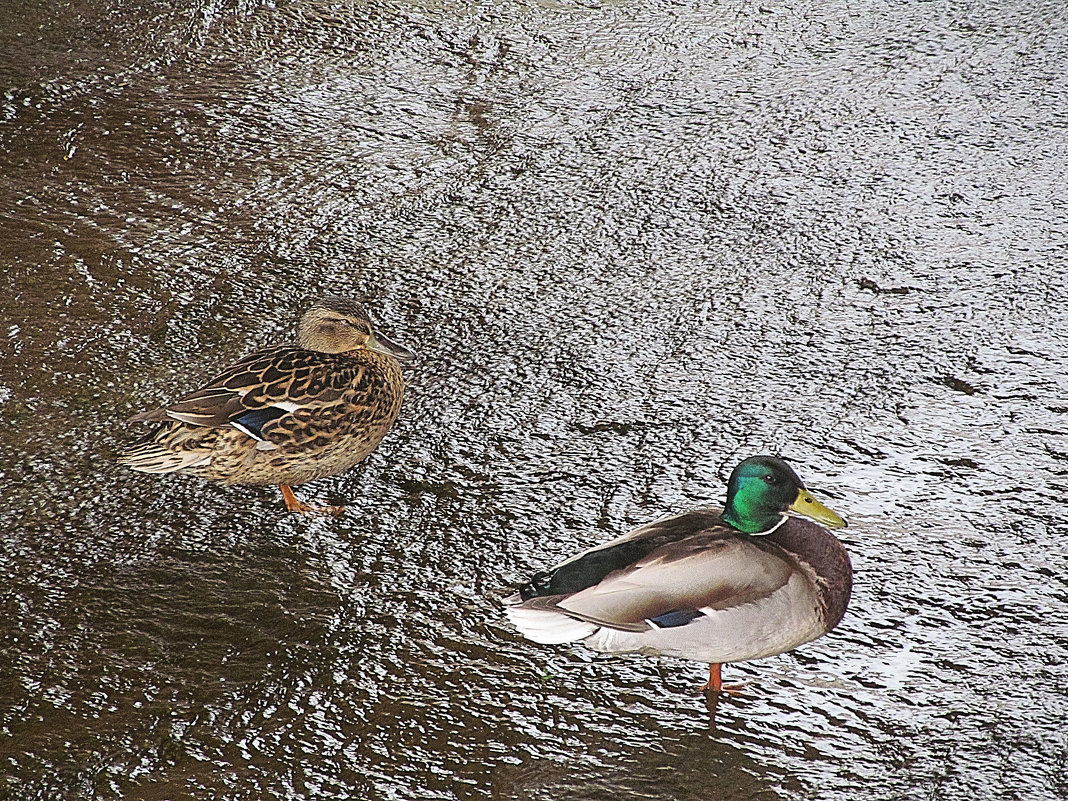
[2,0,1068,799]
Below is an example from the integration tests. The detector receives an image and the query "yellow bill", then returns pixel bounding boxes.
[789,489,847,528]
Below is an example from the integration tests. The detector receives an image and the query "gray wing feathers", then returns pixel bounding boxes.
[557,537,795,628]
[585,572,826,663]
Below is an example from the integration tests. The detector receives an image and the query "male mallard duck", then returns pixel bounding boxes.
[119,296,414,515]
[505,455,851,693]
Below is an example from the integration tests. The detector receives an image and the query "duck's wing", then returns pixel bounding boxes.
[516,509,725,600]
[128,346,367,436]
[510,510,797,633]
[553,531,795,630]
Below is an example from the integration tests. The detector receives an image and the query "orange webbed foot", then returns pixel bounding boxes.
[279,485,346,516]
[697,663,748,696]
[698,682,747,697]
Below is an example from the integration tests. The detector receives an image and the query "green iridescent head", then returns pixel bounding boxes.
[721,455,846,534]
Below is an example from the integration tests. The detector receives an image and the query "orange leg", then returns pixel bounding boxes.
[706,663,724,692]
[278,485,345,516]
[699,663,746,695]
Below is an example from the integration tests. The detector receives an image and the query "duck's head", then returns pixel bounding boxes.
[721,455,846,534]
[297,296,415,361]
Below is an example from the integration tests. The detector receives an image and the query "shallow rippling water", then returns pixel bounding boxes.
[2,1,1067,799]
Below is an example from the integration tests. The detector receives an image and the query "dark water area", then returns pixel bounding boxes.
[2,0,1067,798]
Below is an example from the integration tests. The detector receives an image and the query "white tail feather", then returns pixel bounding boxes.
[506,606,598,645]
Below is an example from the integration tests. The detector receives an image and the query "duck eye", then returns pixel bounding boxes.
[762,473,777,484]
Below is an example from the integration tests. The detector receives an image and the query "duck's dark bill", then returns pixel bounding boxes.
[368,331,416,361]
[789,490,847,528]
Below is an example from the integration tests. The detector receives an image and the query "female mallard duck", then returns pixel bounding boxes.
[119,296,414,515]
[505,456,851,693]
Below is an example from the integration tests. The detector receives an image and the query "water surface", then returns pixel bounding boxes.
[2,1,1067,799]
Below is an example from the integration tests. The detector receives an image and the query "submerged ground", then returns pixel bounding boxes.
[2,1,1067,799]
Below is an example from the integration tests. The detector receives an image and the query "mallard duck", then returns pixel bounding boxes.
[505,455,851,693]
[119,296,414,515]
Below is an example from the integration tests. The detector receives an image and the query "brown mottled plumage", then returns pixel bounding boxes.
[119,296,414,514]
